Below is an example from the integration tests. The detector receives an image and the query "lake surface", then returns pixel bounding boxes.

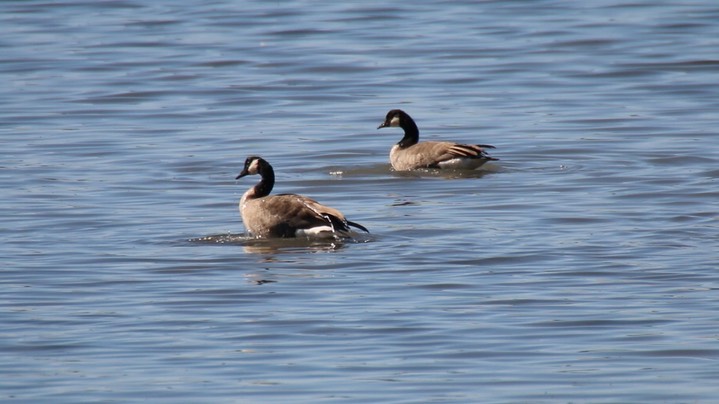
[2,0,719,402]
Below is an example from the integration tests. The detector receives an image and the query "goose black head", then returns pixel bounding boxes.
[236,156,265,179]
[378,109,406,129]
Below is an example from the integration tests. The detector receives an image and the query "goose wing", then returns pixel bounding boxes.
[258,194,356,235]
[396,141,496,169]
[436,142,496,163]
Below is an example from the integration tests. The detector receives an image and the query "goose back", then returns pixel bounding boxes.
[390,141,496,171]
[241,193,357,238]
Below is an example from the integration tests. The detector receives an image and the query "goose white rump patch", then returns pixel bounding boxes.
[295,226,337,238]
[437,157,487,170]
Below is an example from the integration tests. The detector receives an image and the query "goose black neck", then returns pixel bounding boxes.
[398,115,419,148]
[254,162,275,197]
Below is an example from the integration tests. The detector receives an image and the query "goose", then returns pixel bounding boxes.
[377,109,497,171]
[235,156,369,238]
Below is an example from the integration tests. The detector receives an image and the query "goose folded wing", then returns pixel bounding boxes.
[445,143,493,158]
[262,194,350,233]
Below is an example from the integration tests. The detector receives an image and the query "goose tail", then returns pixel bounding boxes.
[347,220,370,233]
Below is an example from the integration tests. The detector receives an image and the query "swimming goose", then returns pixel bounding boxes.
[235,156,369,238]
[377,109,497,171]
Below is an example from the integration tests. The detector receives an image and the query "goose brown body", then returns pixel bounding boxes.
[236,156,369,238]
[378,109,497,171]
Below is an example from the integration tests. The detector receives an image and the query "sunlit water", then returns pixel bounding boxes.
[2,1,719,402]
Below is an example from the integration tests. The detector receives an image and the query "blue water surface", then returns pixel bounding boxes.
[2,1,719,402]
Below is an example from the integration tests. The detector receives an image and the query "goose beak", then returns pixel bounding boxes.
[235,169,249,180]
[377,121,388,129]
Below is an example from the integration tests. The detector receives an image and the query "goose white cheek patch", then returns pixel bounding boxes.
[248,159,260,174]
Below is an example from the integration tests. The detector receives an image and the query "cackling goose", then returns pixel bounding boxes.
[377,109,497,171]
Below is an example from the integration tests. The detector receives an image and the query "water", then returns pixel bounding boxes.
[2,0,719,402]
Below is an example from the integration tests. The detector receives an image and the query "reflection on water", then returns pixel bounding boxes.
[190,233,371,255]
[391,163,503,179]
[328,162,503,179]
